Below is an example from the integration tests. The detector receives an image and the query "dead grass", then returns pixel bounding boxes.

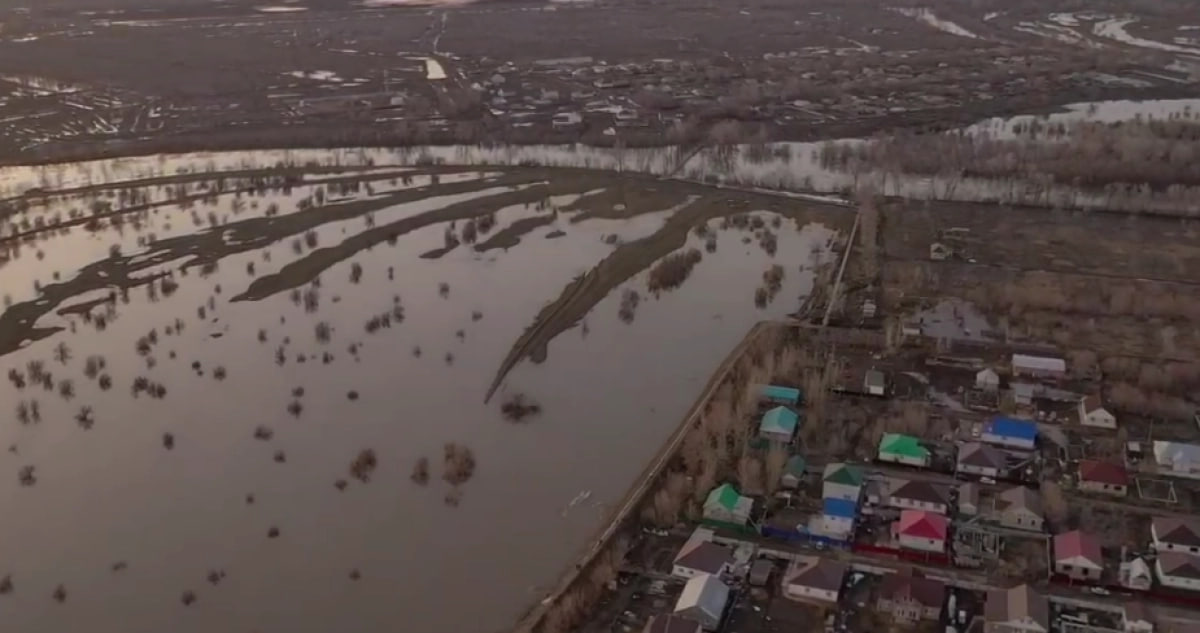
[647,248,702,294]
[350,449,377,483]
[442,443,476,486]
[501,393,543,422]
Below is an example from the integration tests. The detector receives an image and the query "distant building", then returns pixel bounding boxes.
[985,585,1049,633]
[1053,530,1104,580]
[673,574,730,631]
[1011,354,1066,380]
[782,558,847,605]
[982,417,1038,450]
[994,486,1044,532]
[878,568,945,622]
[760,384,801,406]
[702,484,752,526]
[780,455,807,490]
[976,368,1001,392]
[878,434,931,468]
[1078,394,1117,429]
[886,478,951,515]
[822,463,864,501]
[1078,460,1128,496]
[1156,551,1200,592]
[893,510,948,553]
[672,538,733,579]
[644,615,703,633]
[1152,517,1200,554]
[957,442,1006,479]
[758,406,799,444]
[1153,441,1200,479]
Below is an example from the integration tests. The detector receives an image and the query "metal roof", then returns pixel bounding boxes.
[985,417,1038,441]
[823,497,858,519]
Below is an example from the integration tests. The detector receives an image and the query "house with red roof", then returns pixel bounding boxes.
[1054,530,1104,580]
[893,510,948,553]
[1078,460,1128,497]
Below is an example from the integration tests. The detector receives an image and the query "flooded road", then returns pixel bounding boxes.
[0,158,843,633]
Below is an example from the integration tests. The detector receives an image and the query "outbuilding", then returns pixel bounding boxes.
[1012,354,1066,380]
[760,384,801,406]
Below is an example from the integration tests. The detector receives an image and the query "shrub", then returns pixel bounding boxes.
[647,248,702,294]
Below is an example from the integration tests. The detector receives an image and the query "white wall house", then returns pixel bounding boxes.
[1079,394,1117,429]
[673,574,730,631]
[1156,552,1200,592]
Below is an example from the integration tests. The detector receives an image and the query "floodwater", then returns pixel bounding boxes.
[0,162,838,633]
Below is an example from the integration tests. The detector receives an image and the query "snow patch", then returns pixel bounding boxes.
[1094,17,1200,56]
[423,58,446,80]
[893,8,979,40]
[256,5,308,12]
[1048,12,1079,27]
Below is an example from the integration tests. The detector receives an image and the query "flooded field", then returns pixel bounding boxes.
[0,157,844,633]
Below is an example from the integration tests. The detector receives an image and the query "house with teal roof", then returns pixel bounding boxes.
[878,433,931,467]
[759,406,799,443]
[781,455,807,490]
[702,483,753,526]
[822,462,865,502]
[760,384,802,406]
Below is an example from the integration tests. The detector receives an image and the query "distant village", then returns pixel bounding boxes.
[607,345,1200,633]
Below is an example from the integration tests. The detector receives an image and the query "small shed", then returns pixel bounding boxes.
[759,406,799,443]
[760,384,801,406]
[864,369,887,397]
[976,368,1000,392]
[781,455,807,490]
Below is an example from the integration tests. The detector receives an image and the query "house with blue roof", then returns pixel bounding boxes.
[813,497,858,540]
[759,406,799,443]
[760,384,802,406]
[981,416,1038,450]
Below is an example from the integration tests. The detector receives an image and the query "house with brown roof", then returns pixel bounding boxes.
[1079,394,1117,429]
[994,486,1044,532]
[1156,551,1200,592]
[958,442,1006,479]
[878,568,945,622]
[1152,517,1200,555]
[782,558,847,605]
[1078,460,1128,497]
[672,538,733,580]
[886,478,952,515]
[984,584,1049,633]
[1053,530,1104,580]
[644,615,703,633]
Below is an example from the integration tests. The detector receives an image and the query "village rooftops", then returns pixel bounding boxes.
[1153,517,1200,548]
[786,558,847,594]
[1054,530,1103,569]
[958,442,1006,469]
[879,568,945,610]
[1079,460,1128,486]
[888,478,951,507]
[895,510,948,540]
[985,584,1049,629]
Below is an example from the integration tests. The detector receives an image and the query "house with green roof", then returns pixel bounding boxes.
[702,483,753,526]
[758,406,799,443]
[878,433,931,468]
[822,463,865,502]
[781,455,807,490]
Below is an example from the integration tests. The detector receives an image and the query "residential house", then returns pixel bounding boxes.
[644,615,703,633]
[1079,394,1117,429]
[893,510,948,553]
[780,455,807,490]
[984,584,1049,633]
[864,369,886,396]
[816,497,857,540]
[982,417,1038,451]
[878,434,931,468]
[1153,441,1200,479]
[1119,557,1153,591]
[1156,551,1200,592]
[1078,460,1128,496]
[1012,354,1066,380]
[702,484,752,526]
[878,568,946,622]
[1152,517,1200,554]
[672,538,733,579]
[1053,530,1104,580]
[976,368,1001,392]
[760,384,801,406]
[822,463,864,502]
[958,442,1006,479]
[782,558,847,605]
[887,478,952,515]
[994,486,1044,532]
[759,406,799,444]
[959,482,980,515]
[674,574,730,631]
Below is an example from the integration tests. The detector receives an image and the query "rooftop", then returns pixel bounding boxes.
[674,540,733,575]
[823,462,865,487]
[786,558,847,593]
[888,478,951,507]
[1054,530,1103,568]
[760,406,799,436]
[1012,354,1066,373]
[958,442,1006,469]
[985,417,1038,441]
[880,433,930,459]
[1079,460,1128,486]
[879,568,945,609]
[823,497,858,519]
[1159,551,1200,580]
[996,486,1043,516]
[895,509,948,540]
[985,585,1048,628]
[1153,517,1200,547]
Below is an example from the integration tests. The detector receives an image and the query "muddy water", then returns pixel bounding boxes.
[0,163,840,633]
